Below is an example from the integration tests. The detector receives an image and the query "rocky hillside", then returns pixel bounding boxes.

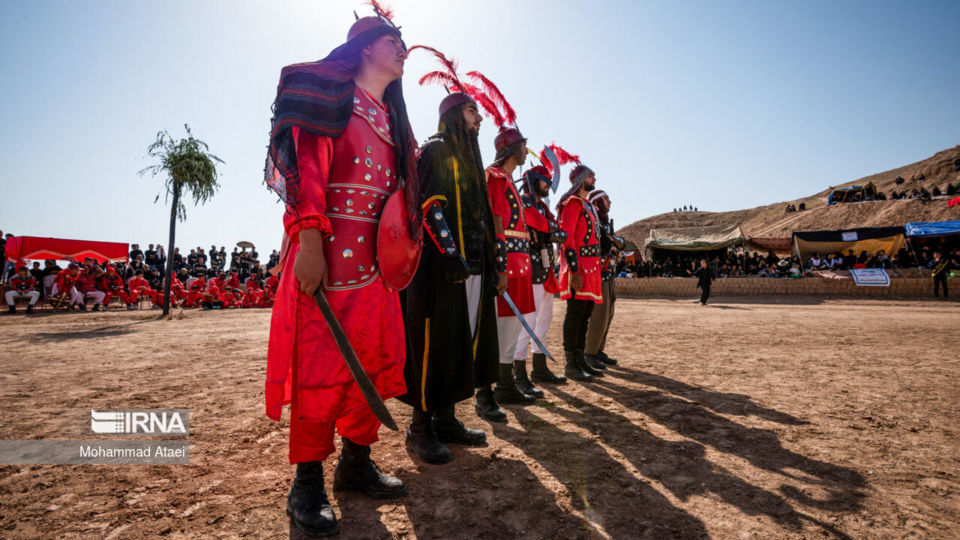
[619,146,960,246]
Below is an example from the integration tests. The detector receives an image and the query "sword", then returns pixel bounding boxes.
[312,290,399,431]
[502,292,557,364]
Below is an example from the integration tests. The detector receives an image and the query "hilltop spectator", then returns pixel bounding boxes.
[932,186,942,197]
[894,176,905,185]
[947,183,958,196]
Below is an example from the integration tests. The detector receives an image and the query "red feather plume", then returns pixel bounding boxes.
[466,71,517,127]
[367,0,394,22]
[472,93,505,127]
[408,45,471,93]
[548,143,580,165]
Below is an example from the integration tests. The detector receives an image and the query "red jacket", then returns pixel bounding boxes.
[485,166,535,315]
[558,195,602,303]
[11,275,37,293]
[266,87,406,423]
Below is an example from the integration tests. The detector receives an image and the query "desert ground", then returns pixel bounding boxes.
[1,297,959,539]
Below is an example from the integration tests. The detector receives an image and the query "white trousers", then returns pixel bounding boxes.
[465,275,482,339]
[84,290,106,304]
[51,284,84,305]
[6,290,40,306]
[514,283,554,359]
[497,314,522,365]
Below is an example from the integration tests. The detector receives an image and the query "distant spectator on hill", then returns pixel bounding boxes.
[798,202,806,211]
[932,186,942,197]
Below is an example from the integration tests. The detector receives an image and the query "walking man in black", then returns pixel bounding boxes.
[695,259,713,305]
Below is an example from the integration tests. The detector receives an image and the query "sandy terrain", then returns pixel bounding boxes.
[1,298,959,539]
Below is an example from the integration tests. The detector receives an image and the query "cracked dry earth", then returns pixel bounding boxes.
[0,297,958,538]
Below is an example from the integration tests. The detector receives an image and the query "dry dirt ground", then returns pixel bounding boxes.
[1,298,958,539]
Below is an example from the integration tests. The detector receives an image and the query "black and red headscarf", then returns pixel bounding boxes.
[265,1,420,240]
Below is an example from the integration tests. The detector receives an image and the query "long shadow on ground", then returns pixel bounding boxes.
[492,409,709,539]
[335,446,581,539]
[549,371,865,537]
[31,319,155,342]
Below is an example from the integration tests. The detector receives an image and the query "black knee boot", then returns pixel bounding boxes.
[564,349,593,381]
[475,386,507,422]
[530,352,566,384]
[494,363,536,404]
[333,438,407,499]
[513,360,544,398]
[406,408,452,464]
[287,461,338,537]
[433,405,487,446]
[577,348,604,377]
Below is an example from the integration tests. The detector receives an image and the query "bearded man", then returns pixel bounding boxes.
[401,81,500,464]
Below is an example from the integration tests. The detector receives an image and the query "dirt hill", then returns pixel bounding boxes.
[619,146,960,247]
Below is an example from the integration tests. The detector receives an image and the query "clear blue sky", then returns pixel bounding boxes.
[2,0,958,256]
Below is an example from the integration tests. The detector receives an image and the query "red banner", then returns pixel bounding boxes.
[4,236,129,263]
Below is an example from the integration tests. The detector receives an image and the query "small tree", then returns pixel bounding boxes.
[139,124,223,316]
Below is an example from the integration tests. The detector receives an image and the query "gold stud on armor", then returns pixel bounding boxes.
[353,157,360,164]
[357,236,365,244]
[364,173,372,182]
[365,145,373,154]
[365,158,373,167]
[342,249,354,259]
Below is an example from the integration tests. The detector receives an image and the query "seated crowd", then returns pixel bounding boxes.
[3,242,283,314]
[617,250,805,279]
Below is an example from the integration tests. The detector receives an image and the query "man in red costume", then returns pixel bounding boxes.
[51,263,84,310]
[557,163,604,381]
[513,165,569,390]
[243,278,264,308]
[128,270,159,308]
[77,259,106,311]
[264,5,420,536]
[98,264,132,310]
[185,273,207,308]
[485,130,539,405]
[5,264,40,314]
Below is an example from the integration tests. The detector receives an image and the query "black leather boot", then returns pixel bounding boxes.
[564,349,593,382]
[513,360,544,398]
[333,438,407,499]
[405,408,452,464]
[584,353,607,372]
[287,461,338,537]
[475,386,507,423]
[25,305,34,314]
[530,352,566,384]
[494,363,536,404]
[577,349,604,377]
[433,405,486,446]
[598,351,618,366]
[5,306,15,315]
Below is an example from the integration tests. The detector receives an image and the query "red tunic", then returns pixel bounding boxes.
[266,88,406,423]
[558,195,603,303]
[485,166,535,316]
[523,197,561,295]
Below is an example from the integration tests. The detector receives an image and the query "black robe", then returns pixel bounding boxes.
[400,135,500,412]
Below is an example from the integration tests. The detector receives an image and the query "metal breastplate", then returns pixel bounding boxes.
[323,90,398,291]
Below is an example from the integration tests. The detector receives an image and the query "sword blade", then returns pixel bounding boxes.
[502,292,556,363]
[313,290,399,431]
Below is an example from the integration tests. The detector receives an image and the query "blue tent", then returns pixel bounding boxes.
[904,220,960,237]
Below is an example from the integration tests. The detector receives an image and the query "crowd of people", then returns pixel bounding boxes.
[673,205,698,212]
[3,242,282,314]
[617,249,805,279]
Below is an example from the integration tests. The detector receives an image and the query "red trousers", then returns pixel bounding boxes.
[288,405,380,463]
[129,288,159,305]
[103,290,131,307]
